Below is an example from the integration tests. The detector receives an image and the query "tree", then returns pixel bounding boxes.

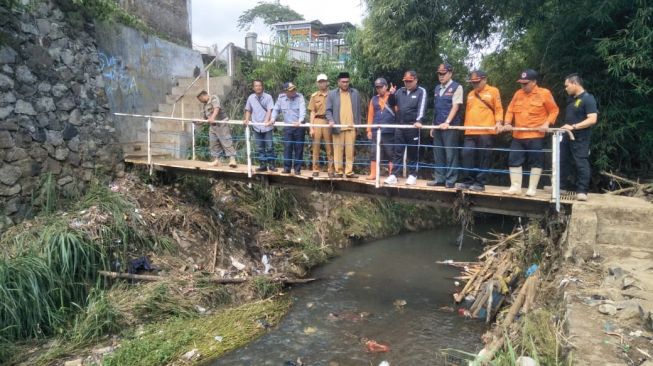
[237,1,304,31]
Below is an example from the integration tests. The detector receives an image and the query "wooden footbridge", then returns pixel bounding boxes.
[117,113,576,218]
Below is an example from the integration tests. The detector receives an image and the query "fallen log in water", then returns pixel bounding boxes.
[98,270,317,284]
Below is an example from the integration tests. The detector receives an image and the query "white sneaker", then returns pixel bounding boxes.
[405,175,417,185]
[577,193,588,201]
[384,174,397,185]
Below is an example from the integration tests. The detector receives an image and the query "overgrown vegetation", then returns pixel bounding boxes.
[103,298,291,366]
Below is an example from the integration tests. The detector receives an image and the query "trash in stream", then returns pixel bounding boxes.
[262,254,272,274]
[303,326,317,334]
[128,256,154,274]
[214,335,224,342]
[365,340,391,353]
[393,299,407,309]
[230,256,246,271]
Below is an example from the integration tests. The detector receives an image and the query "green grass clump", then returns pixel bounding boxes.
[103,298,291,366]
[251,276,282,299]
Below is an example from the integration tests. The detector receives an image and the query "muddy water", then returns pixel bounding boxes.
[214,226,499,365]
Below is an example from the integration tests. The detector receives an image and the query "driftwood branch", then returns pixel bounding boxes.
[601,171,639,186]
[98,271,316,284]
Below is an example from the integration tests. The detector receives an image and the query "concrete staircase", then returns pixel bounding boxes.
[125,75,232,159]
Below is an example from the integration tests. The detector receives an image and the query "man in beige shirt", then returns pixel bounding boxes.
[308,74,334,177]
[325,72,361,178]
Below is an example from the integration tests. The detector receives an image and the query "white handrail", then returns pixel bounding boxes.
[117,112,570,211]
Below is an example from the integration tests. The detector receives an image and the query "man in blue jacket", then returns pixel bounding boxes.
[427,63,463,188]
[385,70,428,185]
[270,82,306,174]
[326,72,362,178]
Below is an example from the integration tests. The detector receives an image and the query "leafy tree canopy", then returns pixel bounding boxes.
[237,1,304,31]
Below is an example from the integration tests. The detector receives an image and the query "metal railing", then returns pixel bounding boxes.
[256,42,318,64]
[115,113,573,212]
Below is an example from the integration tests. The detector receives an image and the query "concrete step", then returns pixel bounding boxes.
[597,226,653,249]
[176,75,232,89]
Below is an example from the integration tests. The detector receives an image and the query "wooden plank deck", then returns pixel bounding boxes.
[125,157,573,217]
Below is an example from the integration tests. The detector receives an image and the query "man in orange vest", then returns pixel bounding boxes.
[455,70,503,192]
[501,69,559,196]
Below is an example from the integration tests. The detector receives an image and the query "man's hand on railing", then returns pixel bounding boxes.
[243,120,250,126]
[414,122,422,128]
[367,131,373,140]
[560,124,574,131]
[502,124,513,132]
[494,121,503,133]
[538,122,549,133]
[264,120,274,126]
[439,122,450,130]
[292,121,301,127]
[328,121,335,127]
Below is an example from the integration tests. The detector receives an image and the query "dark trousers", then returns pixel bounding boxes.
[391,128,420,176]
[460,134,495,186]
[283,127,305,171]
[432,129,460,185]
[371,132,395,165]
[253,130,275,167]
[560,135,591,193]
[508,138,545,169]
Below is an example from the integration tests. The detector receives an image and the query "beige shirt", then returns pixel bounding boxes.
[339,89,354,131]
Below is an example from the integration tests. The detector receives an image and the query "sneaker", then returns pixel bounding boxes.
[426,180,445,187]
[455,182,471,190]
[577,193,588,201]
[255,166,268,172]
[405,175,417,185]
[282,168,291,174]
[384,174,397,185]
[268,166,277,172]
[294,170,301,175]
[312,172,320,177]
[469,184,485,192]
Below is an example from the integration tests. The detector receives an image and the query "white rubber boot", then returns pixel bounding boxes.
[502,167,523,195]
[525,168,542,197]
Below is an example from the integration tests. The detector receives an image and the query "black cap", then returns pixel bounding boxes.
[467,70,488,83]
[517,69,538,83]
[337,72,350,79]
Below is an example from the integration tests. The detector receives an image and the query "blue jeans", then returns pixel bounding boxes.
[283,127,305,171]
[253,130,275,167]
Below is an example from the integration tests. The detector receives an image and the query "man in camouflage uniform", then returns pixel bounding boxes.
[196,90,237,167]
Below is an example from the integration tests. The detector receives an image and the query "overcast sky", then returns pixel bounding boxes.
[191,0,366,52]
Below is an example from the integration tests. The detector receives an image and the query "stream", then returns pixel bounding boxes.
[213,225,503,365]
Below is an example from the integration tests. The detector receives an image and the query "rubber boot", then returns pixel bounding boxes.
[228,156,237,168]
[366,161,377,180]
[526,168,542,197]
[502,167,523,195]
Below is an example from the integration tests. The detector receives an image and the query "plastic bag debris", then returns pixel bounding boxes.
[230,256,246,271]
[262,255,271,274]
[365,340,390,353]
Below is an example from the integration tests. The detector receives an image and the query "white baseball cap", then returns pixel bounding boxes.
[316,73,328,82]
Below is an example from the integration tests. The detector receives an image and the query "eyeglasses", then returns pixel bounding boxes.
[438,72,448,76]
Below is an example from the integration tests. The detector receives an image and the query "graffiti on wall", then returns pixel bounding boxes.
[98,52,140,110]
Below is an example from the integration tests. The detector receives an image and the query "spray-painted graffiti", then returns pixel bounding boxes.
[97,52,141,110]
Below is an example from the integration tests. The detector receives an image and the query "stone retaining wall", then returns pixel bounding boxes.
[0,1,123,231]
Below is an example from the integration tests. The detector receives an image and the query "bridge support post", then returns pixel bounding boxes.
[147,117,153,176]
[375,128,381,188]
[191,121,196,161]
[245,126,252,178]
[551,131,562,211]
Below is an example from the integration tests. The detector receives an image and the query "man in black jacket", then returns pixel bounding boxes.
[385,70,428,185]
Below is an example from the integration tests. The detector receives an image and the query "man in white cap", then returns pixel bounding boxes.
[308,74,334,177]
